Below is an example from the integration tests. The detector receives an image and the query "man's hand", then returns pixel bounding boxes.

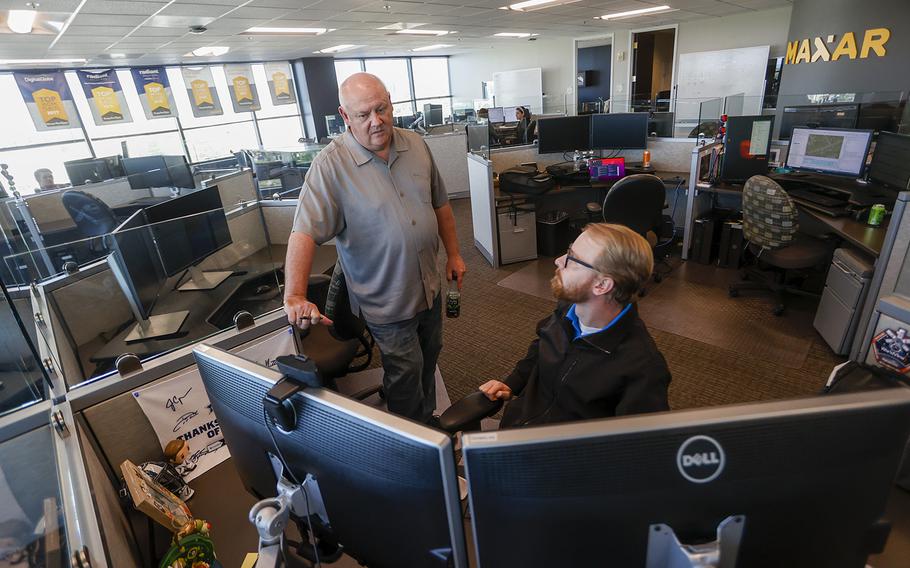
[479,380,513,401]
[284,295,334,330]
[446,254,467,291]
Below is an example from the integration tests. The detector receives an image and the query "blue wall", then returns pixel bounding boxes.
[577,44,612,104]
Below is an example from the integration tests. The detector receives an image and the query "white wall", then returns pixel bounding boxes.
[677,6,792,58]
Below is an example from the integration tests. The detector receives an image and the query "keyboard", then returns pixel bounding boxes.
[786,187,849,208]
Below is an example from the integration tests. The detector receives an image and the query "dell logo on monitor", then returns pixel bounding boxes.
[676,435,725,484]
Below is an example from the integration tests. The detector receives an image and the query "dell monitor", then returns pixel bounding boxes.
[536,115,592,154]
[779,103,859,140]
[502,106,519,124]
[720,115,774,183]
[462,388,910,568]
[786,127,873,177]
[144,186,233,291]
[106,210,188,342]
[64,156,123,186]
[869,131,910,190]
[192,344,468,568]
[486,107,505,123]
[591,112,649,150]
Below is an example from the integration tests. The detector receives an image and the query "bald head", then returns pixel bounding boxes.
[337,72,394,156]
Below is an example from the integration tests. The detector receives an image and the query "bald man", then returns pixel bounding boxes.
[284,73,466,424]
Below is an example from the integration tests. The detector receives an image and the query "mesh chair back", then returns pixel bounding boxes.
[602,174,665,236]
[742,175,799,250]
[61,190,118,238]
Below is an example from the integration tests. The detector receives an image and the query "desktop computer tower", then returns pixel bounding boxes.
[423,104,443,127]
[717,220,744,268]
[691,217,716,265]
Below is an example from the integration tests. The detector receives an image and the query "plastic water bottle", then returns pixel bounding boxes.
[446,276,461,318]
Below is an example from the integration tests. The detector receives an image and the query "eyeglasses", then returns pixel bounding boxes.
[563,248,597,271]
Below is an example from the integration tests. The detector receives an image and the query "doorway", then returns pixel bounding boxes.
[575,38,612,115]
[631,27,676,112]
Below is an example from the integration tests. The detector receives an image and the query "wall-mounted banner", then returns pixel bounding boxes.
[131,66,178,120]
[785,28,891,65]
[14,71,79,131]
[223,63,261,113]
[76,68,133,126]
[181,66,223,118]
[263,61,297,106]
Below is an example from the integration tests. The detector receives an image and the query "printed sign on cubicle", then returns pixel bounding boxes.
[131,66,178,120]
[263,61,297,106]
[224,64,261,113]
[181,66,223,118]
[132,326,297,481]
[14,71,79,131]
[76,69,133,126]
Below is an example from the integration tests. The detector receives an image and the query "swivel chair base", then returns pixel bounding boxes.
[728,265,820,317]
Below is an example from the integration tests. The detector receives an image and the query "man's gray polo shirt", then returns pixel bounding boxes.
[292,128,448,324]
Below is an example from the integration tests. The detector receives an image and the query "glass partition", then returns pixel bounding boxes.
[0,282,50,417]
[244,144,326,200]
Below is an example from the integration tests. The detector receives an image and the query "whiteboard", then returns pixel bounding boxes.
[492,67,543,115]
[676,46,769,121]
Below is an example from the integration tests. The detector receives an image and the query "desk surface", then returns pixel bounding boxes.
[494,170,688,203]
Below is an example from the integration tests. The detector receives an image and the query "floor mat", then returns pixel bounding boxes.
[496,258,557,301]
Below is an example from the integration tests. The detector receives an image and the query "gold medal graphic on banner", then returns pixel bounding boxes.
[191,79,214,109]
[144,82,170,114]
[272,71,290,98]
[91,86,123,121]
[32,88,69,126]
[232,75,254,104]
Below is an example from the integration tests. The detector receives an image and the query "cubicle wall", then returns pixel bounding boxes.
[425,131,470,198]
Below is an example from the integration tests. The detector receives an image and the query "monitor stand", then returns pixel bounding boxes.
[125,310,190,343]
[178,265,233,291]
[645,515,744,568]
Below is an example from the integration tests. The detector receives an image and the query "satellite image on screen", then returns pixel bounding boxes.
[806,133,844,159]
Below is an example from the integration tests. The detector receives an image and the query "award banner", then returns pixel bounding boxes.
[263,61,297,106]
[14,71,78,131]
[181,66,223,118]
[76,69,132,125]
[131,66,178,120]
[223,63,260,113]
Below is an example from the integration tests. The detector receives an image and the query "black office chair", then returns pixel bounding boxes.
[688,121,720,139]
[728,176,832,316]
[61,190,119,254]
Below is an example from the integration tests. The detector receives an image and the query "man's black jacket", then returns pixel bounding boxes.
[500,302,671,428]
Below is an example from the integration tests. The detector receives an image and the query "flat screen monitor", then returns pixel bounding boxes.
[857,101,907,133]
[591,112,648,150]
[720,115,774,183]
[869,131,910,190]
[192,344,469,568]
[64,156,123,185]
[487,107,505,123]
[144,186,232,278]
[786,127,873,177]
[779,103,859,140]
[648,112,674,137]
[537,115,591,154]
[462,389,910,568]
[122,156,172,189]
[502,106,519,124]
[105,210,164,320]
[163,155,194,189]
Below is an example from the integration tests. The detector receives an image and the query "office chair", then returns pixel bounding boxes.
[61,190,119,254]
[728,176,831,316]
[688,121,720,139]
[600,174,672,289]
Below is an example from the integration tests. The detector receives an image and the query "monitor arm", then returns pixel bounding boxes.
[645,515,745,568]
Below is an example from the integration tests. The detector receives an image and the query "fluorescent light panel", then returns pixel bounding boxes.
[317,44,361,54]
[189,46,230,57]
[245,26,329,34]
[494,32,537,38]
[395,29,452,36]
[7,9,36,34]
[600,5,674,19]
[505,0,579,12]
[411,44,453,52]
[0,58,86,64]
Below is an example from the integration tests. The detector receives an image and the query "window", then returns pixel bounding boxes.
[334,60,363,88]
[258,116,305,148]
[183,122,259,162]
[364,59,412,113]
[411,58,450,99]
[334,57,453,119]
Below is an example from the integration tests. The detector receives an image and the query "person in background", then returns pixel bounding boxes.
[515,106,533,144]
[283,72,467,425]
[33,168,64,193]
[479,223,671,428]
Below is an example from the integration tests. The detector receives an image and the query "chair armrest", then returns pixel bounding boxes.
[306,274,331,312]
[438,391,504,434]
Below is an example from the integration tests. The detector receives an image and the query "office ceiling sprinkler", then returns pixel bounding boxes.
[189,25,207,34]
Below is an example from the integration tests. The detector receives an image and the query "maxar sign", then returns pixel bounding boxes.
[786,28,890,65]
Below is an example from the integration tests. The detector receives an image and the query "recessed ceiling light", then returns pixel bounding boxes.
[503,0,580,12]
[494,32,538,38]
[316,44,361,54]
[0,57,86,64]
[411,44,453,52]
[7,9,37,34]
[599,5,675,20]
[189,46,229,57]
[395,29,452,36]
[109,53,126,59]
[244,26,330,35]
[378,22,426,30]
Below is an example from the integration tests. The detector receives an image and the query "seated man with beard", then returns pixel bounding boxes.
[479,223,671,428]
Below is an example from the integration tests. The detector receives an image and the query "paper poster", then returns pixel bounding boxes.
[14,71,79,130]
[224,64,261,113]
[76,69,133,125]
[131,66,178,120]
[263,61,297,106]
[181,66,223,118]
[132,326,297,481]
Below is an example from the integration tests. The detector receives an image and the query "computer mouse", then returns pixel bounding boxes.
[255,284,272,295]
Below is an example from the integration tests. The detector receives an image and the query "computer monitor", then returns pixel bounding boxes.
[786,127,873,177]
[122,156,172,190]
[502,106,519,124]
[869,131,910,190]
[779,103,859,140]
[144,186,233,290]
[64,156,123,186]
[487,107,505,123]
[649,112,675,137]
[720,115,774,183]
[536,115,592,154]
[163,155,194,189]
[591,112,649,150]
[463,389,910,567]
[106,210,188,342]
[192,344,469,568]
